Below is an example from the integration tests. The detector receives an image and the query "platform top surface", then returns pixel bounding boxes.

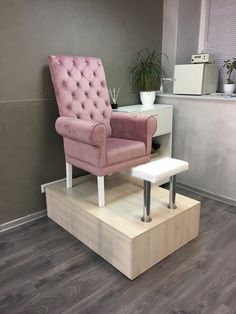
[132,158,189,183]
[46,174,199,239]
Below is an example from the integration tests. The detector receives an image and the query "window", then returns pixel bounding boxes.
[199,0,236,91]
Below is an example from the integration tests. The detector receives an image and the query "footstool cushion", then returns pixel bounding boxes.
[132,157,189,184]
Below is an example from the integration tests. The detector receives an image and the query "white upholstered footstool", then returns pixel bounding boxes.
[132,158,189,222]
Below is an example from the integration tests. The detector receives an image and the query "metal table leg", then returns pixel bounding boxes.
[168,175,177,209]
[142,180,152,223]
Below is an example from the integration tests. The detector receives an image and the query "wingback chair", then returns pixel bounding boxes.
[48,55,157,207]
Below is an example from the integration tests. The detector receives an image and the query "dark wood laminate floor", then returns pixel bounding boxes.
[1,187,236,314]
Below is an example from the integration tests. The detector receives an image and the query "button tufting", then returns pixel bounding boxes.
[50,56,112,134]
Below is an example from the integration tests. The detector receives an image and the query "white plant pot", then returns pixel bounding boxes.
[224,84,235,96]
[140,91,156,106]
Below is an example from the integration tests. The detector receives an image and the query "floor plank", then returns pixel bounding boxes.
[0,188,236,314]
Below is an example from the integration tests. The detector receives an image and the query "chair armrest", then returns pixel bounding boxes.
[55,117,106,146]
[110,112,157,153]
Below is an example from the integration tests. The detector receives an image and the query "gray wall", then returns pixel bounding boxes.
[162,0,201,77]
[162,0,179,77]
[159,95,236,204]
[161,0,236,204]
[176,0,201,64]
[0,0,163,224]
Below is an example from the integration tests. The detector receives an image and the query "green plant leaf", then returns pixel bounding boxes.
[129,48,167,91]
[223,58,236,83]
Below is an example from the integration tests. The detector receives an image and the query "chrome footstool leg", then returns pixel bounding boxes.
[142,180,152,223]
[168,175,177,209]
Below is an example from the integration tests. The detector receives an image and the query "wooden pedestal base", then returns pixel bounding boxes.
[46,174,200,280]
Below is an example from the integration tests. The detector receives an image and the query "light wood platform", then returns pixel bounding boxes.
[46,174,200,280]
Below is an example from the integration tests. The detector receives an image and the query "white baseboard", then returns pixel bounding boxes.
[2,180,234,234]
[41,178,66,193]
[1,177,67,233]
[177,182,236,207]
[0,210,47,233]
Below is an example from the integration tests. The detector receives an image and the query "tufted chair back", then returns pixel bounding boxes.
[48,55,112,136]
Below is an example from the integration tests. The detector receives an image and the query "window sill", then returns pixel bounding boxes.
[158,93,236,102]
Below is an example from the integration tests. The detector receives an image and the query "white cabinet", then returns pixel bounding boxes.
[117,104,173,159]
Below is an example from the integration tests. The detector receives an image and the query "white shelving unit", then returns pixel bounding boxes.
[117,104,173,160]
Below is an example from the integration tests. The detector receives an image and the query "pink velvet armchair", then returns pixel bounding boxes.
[48,55,157,207]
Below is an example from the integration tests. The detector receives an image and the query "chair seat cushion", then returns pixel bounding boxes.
[106,138,146,165]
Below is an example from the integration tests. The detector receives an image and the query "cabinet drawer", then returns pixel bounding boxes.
[152,108,172,136]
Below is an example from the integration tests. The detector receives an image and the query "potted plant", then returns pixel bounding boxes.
[223,58,236,95]
[130,49,165,106]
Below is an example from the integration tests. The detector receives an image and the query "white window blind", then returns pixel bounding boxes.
[204,0,236,92]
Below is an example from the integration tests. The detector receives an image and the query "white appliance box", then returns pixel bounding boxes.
[173,64,219,95]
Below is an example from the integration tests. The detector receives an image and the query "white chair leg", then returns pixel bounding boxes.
[97,176,105,207]
[66,162,72,188]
